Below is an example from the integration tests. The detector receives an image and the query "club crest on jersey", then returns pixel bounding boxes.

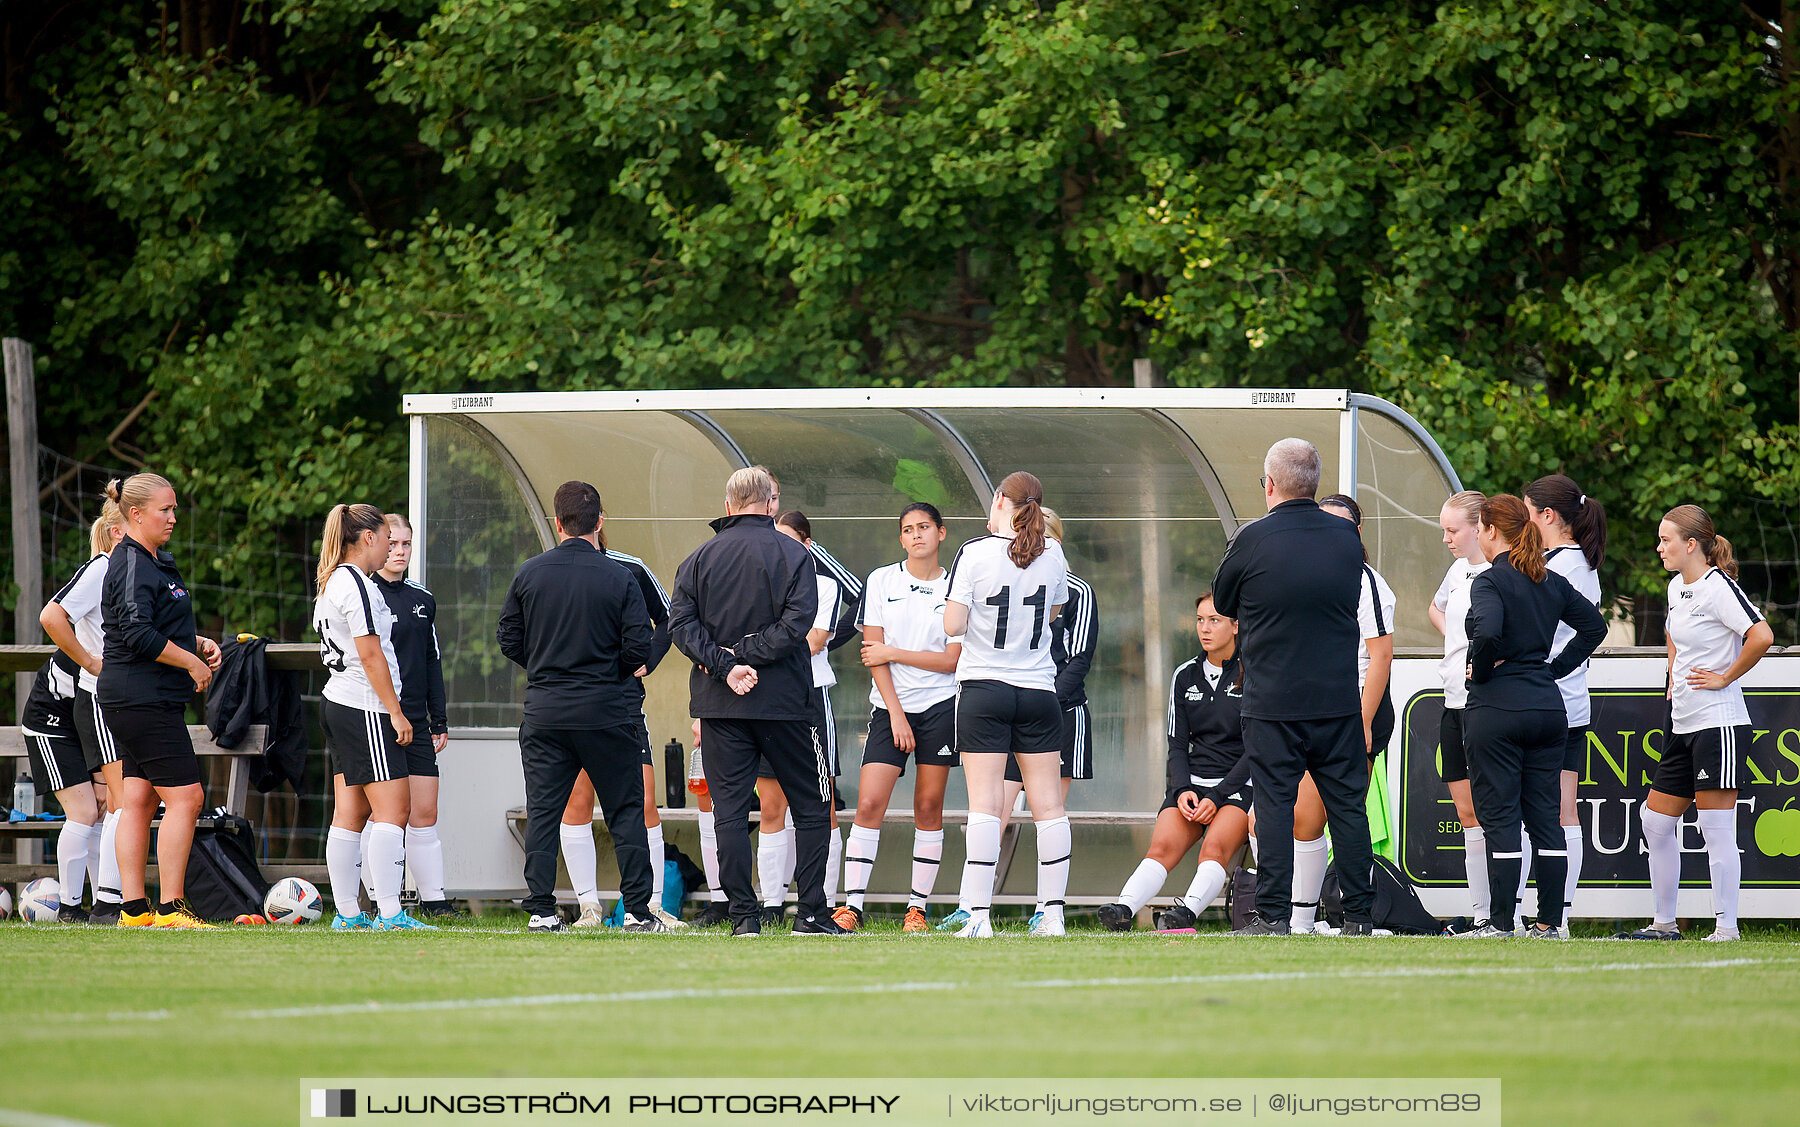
[168,583,187,598]
[412,605,429,618]
[1679,589,1695,599]
[1185,685,1205,702]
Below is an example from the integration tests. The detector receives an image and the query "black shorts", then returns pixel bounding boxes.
[402,718,441,778]
[24,731,88,795]
[110,703,201,789]
[761,689,839,779]
[1160,776,1252,814]
[1561,724,1588,774]
[631,714,653,768]
[323,700,410,787]
[1654,725,1750,799]
[862,697,959,775]
[956,680,1061,757]
[1440,708,1468,784]
[75,688,121,774]
[1004,703,1092,781]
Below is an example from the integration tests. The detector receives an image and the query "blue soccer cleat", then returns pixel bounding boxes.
[373,910,438,931]
[934,909,971,932]
[331,912,373,931]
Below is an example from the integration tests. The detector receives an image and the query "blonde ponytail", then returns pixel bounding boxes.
[316,503,386,592]
[89,498,124,558]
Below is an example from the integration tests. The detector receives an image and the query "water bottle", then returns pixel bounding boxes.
[686,742,708,798]
[663,740,685,809]
[14,770,36,817]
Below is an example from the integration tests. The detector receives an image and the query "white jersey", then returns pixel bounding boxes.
[1667,567,1764,733]
[1356,563,1397,689]
[315,563,402,713]
[49,553,110,694]
[1433,557,1489,710]
[809,573,839,689]
[946,535,1069,691]
[1544,544,1602,725]
[858,561,957,714]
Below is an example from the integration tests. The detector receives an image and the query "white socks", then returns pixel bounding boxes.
[1697,807,1741,931]
[759,825,792,908]
[1641,804,1681,926]
[95,809,122,904]
[1118,858,1168,914]
[825,826,843,908]
[57,820,96,907]
[326,826,365,918]
[957,812,1002,925]
[1562,824,1583,921]
[366,821,406,919]
[406,825,445,903]
[1182,859,1230,915]
[697,810,725,902]
[781,810,797,890]
[648,822,666,907]
[910,827,944,910]
[559,823,600,910]
[1035,815,1071,926]
[1462,825,1491,921]
[359,825,375,899]
[843,825,881,912]
[1289,836,1329,929]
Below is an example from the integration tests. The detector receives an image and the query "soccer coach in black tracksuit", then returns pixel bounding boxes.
[669,465,844,936]
[498,481,656,932]
[1211,438,1376,935]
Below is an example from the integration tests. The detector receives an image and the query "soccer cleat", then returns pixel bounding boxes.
[571,904,607,929]
[792,913,851,935]
[1336,920,1371,937]
[649,907,688,930]
[1625,924,1682,941]
[902,907,930,933]
[953,914,994,939]
[1450,918,1492,938]
[528,914,568,933]
[692,901,732,928]
[374,910,438,931]
[418,899,468,919]
[153,900,217,929]
[1440,916,1476,936]
[1227,912,1291,937]
[331,912,374,931]
[1701,927,1741,942]
[830,905,863,931]
[1523,923,1565,940]
[759,905,786,927]
[117,907,155,928]
[1028,911,1065,938]
[58,905,91,924]
[732,917,762,938]
[1154,902,1200,932]
[935,908,971,932]
[1466,923,1516,937]
[621,913,669,933]
[89,902,122,927]
[1095,902,1136,932]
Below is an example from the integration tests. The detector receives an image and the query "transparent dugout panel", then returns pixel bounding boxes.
[1357,410,1458,649]
[1158,407,1345,514]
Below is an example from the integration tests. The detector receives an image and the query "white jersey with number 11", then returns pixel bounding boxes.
[946,535,1069,692]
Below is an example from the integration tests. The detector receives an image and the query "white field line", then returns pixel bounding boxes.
[0,1110,111,1127]
[45,956,1794,1026]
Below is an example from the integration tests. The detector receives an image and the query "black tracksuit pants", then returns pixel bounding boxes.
[702,717,832,926]
[1464,705,1567,931]
[520,723,651,919]
[1243,713,1376,926]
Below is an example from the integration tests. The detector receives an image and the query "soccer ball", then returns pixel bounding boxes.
[19,878,60,923]
[263,877,322,925]
[0,887,12,920]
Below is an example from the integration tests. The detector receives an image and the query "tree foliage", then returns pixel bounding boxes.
[2,0,1797,640]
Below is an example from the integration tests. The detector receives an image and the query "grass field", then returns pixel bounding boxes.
[2,911,1798,1127]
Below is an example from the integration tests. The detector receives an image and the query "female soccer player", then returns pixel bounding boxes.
[39,500,127,922]
[372,514,458,918]
[1096,592,1249,932]
[1276,494,1393,934]
[1632,506,1773,942]
[316,503,433,932]
[1523,474,1605,933]
[98,473,222,929]
[19,654,93,920]
[944,471,1069,938]
[830,502,961,933]
[1464,495,1606,938]
[1002,507,1096,814]
[1427,490,1491,931]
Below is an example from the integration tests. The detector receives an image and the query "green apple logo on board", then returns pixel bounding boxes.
[1755,799,1800,857]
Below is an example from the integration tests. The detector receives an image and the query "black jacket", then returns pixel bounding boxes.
[1466,553,1607,713]
[1167,653,1250,805]
[373,574,449,734]
[1211,498,1364,721]
[1052,573,1097,708]
[98,535,199,709]
[205,637,309,793]
[496,538,653,729]
[669,513,818,721]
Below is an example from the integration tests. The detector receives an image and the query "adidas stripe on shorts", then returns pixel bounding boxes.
[24,731,88,796]
[75,687,120,773]
[323,699,411,787]
[1654,724,1749,800]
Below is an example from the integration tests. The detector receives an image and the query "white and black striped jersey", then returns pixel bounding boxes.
[20,655,78,739]
[1543,545,1601,726]
[606,548,674,703]
[858,561,956,714]
[809,573,840,688]
[1667,566,1765,733]
[315,563,401,714]
[48,553,110,694]
[946,534,1068,691]
[1166,654,1248,800]
[1051,572,1096,708]
[808,540,863,651]
[1356,563,1396,689]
